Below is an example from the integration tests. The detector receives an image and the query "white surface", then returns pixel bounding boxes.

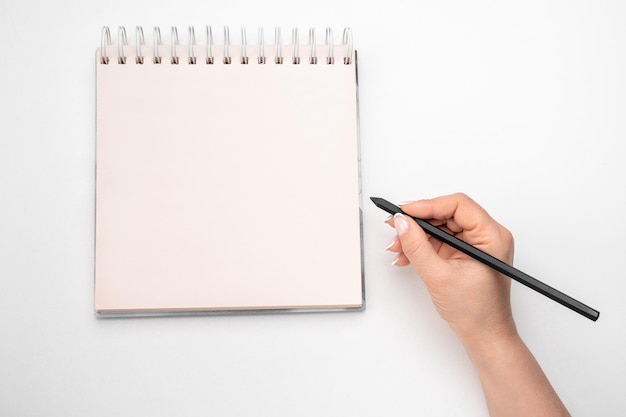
[1,0,624,415]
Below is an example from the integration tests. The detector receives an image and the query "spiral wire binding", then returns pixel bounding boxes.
[342,28,353,64]
[274,27,283,64]
[258,27,266,64]
[100,26,111,64]
[325,27,334,64]
[292,27,300,64]
[117,27,128,64]
[171,27,179,64]
[153,27,162,64]
[222,27,231,64]
[100,26,354,66]
[206,25,214,64]
[308,28,317,64]
[135,26,145,64]
[240,27,248,64]
[188,26,196,64]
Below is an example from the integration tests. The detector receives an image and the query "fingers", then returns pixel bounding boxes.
[392,252,411,267]
[385,235,408,266]
[383,221,412,267]
[392,213,446,274]
[385,235,401,252]
[386,215,448,228]
[386,234,444,266]
[385,214,459,241]
[391,193,513,263]
[399,193,494,234]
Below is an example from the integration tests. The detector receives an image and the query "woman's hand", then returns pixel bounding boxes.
[383,193,570,417]
[385,193,516,344]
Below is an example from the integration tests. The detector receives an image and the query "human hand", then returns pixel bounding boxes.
[385,193,571,416]
[385,193,517,345]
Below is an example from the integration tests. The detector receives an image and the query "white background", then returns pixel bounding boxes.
[1,0,624,415]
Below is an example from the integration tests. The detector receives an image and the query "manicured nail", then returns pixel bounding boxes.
[394,213,408,235]
[391,255,401,266]
[385,237,395,250]
[399,200,416,205]
[384,215,393,224]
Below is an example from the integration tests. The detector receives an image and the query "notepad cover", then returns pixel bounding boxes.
[95,44,363,316]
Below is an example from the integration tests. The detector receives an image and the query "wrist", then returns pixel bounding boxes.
[456,318,520,360]
[457,324,571,417]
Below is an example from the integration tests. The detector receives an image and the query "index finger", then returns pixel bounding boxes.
[399,193,495,234]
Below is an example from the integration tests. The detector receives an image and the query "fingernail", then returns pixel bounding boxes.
[385,238,395,250]
[399,200,416,205]
[393,213,408,236]
[384,215,393,224]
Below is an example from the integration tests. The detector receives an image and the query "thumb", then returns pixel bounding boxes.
[393,213,444,277]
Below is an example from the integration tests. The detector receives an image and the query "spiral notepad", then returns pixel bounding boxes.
[94,26,363,316]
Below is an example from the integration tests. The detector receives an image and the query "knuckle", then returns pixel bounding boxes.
[451,192,470,202]
[500,227,514,248]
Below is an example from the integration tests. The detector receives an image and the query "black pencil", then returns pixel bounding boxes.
[370,197,600,321]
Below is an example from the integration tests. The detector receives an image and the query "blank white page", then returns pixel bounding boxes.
[95,41,363,315]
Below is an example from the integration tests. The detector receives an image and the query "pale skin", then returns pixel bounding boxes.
[384,193,570,417]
